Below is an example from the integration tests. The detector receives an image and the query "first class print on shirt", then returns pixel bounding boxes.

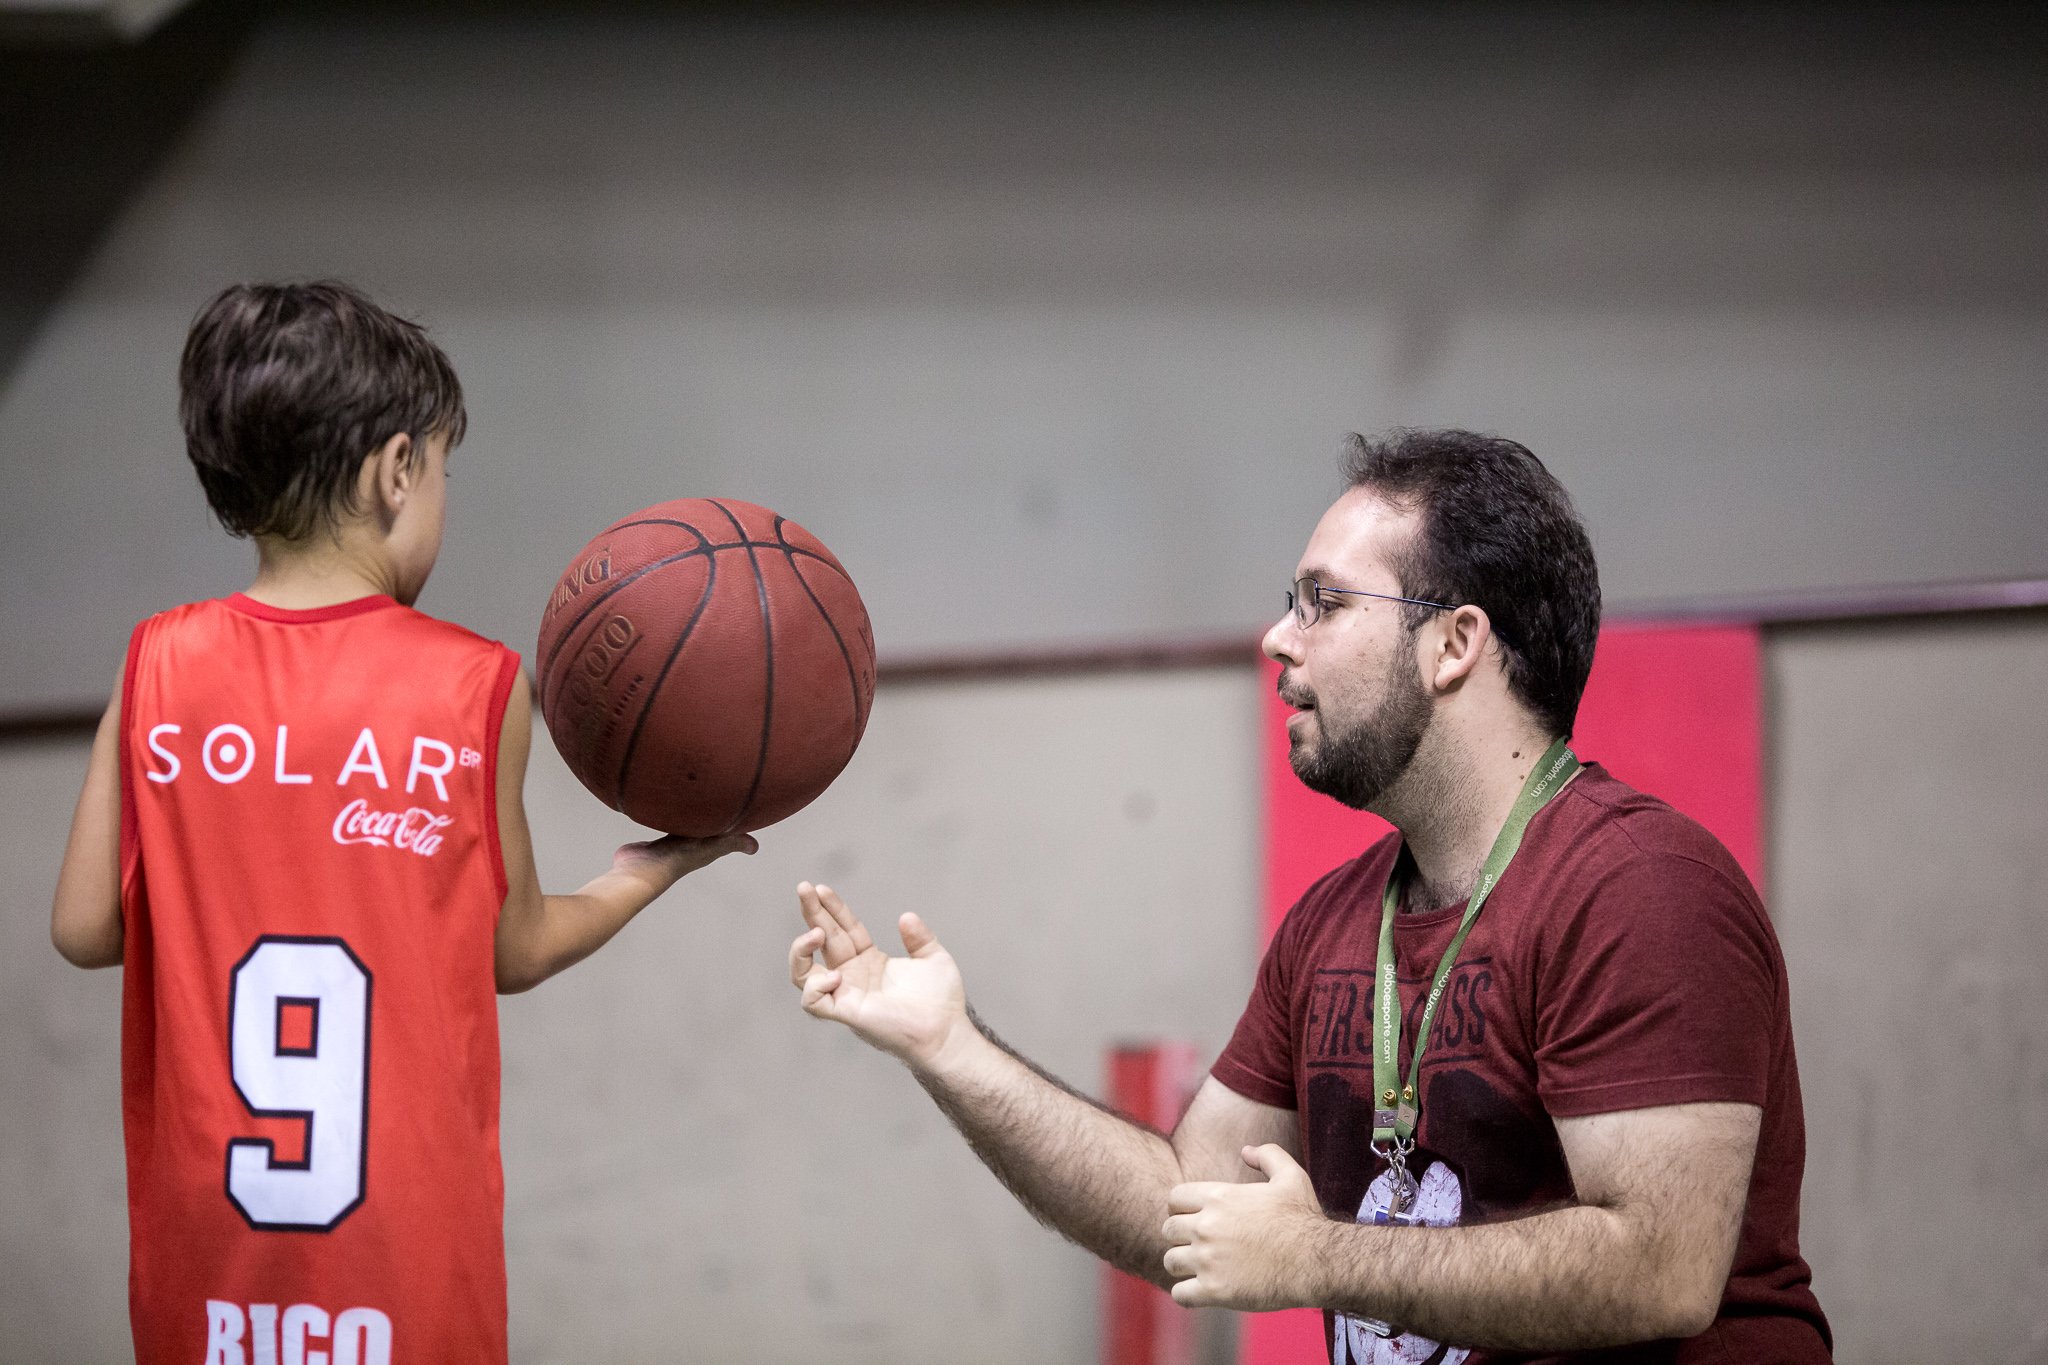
[138,720,483,860]
[1304,961,1497,1072]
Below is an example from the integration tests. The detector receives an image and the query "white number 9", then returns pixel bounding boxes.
[227,937,372,1231]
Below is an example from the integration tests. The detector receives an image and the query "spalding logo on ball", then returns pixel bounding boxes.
[536,499,876,836]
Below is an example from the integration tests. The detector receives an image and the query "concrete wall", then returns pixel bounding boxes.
[1,4,2045,712]
[0,664,1262,1364]
[0,738,129,1358]
[1770,610,2048,1365]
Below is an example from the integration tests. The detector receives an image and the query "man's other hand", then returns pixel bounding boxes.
[1162,1143,1328,1311]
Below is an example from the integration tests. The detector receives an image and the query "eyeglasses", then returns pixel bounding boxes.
[1284,576,1456,630]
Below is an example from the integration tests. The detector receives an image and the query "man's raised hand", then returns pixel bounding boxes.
[788,882,971,1072]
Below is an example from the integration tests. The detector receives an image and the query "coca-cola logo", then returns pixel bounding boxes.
[332,799,453,858]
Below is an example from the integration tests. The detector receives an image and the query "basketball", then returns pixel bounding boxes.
[534,498,876,837]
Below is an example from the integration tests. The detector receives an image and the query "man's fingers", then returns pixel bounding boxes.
[813,883,875,955]
[1169,1278,1207,1307]
[1161,1213,1192,1247]
[1161,1245,1196,1280]
[788,911,844,1014]
[796,880,824,930]
[1167,1182,1224,1214]
[799,966,843,1014]
[789,928,824,988]
[797,881,859,965]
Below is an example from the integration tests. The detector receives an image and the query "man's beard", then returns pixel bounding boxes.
[1285,660,1433,811]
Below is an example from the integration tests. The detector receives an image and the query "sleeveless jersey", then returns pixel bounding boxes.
[118,593,521,1365]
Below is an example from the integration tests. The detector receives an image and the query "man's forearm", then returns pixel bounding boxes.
[912,1009,1183,1285]
[1308,1205,1716,1351]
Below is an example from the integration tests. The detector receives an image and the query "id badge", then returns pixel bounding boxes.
[1353,1314,1397,1339]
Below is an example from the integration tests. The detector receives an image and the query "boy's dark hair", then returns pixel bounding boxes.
[179,281,466,542]
[1341,428,1602,738]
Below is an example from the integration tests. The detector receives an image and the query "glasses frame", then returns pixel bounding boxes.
[1285,576,1457,630]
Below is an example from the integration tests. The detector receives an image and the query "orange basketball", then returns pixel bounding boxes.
[535,499,875,836]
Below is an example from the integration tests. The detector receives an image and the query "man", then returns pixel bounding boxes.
[788,429,1830,1362]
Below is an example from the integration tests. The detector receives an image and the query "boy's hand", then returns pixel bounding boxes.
[613,833,758,890]
[495,833,756,994]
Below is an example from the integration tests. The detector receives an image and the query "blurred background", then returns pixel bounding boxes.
[1,2,2043,1362]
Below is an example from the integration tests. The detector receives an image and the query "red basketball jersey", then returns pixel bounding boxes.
[118,593,520,1365]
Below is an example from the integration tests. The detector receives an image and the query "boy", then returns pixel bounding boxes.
[51,281,752,1365]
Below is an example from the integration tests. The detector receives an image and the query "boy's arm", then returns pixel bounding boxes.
[493,668,755,994]
[53,671,125,968]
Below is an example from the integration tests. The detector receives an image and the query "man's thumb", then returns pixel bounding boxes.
[1242,1143,1305,1184]
[899,911,944,958]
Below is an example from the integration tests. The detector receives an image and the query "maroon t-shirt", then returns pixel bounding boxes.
[1213,765,1830,1364]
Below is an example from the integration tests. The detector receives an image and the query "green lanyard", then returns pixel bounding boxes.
[1371,737,1581,1153]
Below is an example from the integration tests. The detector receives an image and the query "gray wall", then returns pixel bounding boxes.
[0,665,1262,1364]
[1771,611,2048,1365]
[2,4,2045,712]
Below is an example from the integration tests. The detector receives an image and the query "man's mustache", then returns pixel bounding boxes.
[1276,670,1315,710]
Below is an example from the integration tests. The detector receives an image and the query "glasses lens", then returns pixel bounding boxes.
[1293,578,1317,628]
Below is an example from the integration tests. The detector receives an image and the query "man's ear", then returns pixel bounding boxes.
[359,433,415,526]
[1427,604,1495,692]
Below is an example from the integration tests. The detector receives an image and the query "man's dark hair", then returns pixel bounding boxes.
[179,281,466,542]
[1342,428,1602,738]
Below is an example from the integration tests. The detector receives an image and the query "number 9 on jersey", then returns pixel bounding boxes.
[226,937,373,1232]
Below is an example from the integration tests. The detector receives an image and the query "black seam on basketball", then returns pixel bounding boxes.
[709,499,774,835]
[599,516,853,579]
[771,546,853,580]
[537,536,713,707]
[611,550,722,813]
[775,515,866,744]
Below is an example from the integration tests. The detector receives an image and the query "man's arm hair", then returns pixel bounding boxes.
[1310,1101,1758,1349]
[789,882,1294,1287]
[915,1010,1294,1286]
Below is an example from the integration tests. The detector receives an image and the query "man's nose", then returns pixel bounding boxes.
[1262,613,1302,666]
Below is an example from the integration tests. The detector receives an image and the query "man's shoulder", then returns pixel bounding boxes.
[1526,765,1773,959]
[1549,764,1753,887]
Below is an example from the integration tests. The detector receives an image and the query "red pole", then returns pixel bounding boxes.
[1102,1042,1201,1365]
